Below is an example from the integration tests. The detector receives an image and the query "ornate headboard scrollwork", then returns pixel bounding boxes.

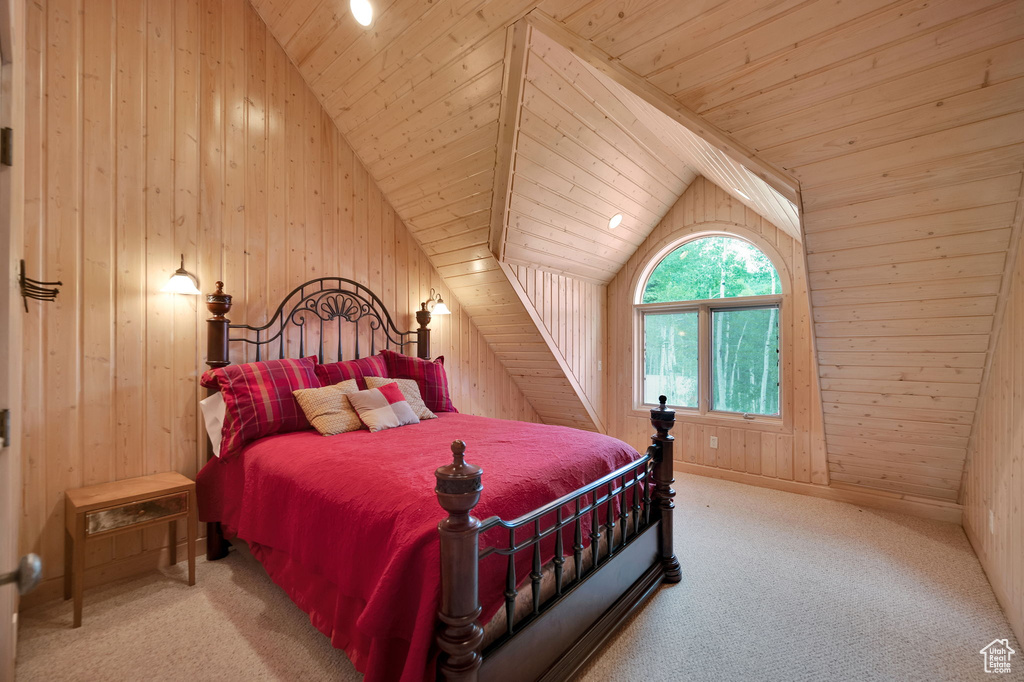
[204,277,431,374]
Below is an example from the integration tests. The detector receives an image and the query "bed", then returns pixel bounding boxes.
[196,277,681,681]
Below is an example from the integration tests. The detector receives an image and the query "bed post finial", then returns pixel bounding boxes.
[651,396,682,583]
[435,440,484,681]
[416,303,431,359]
[206,281,232,370]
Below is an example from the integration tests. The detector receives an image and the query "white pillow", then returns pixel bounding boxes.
[200,392,226,457]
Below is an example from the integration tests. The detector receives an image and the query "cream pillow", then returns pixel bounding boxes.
[346,383,420,433]
[293,379,362,436]
[366,377,437,421]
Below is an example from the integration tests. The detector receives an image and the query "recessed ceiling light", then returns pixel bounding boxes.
[608,213,623,229]
[350,0,373,26]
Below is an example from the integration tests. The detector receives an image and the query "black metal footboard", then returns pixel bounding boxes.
[434,397,681,681]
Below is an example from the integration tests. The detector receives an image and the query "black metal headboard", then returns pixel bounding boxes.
[204,277,433,375]
[200,276,437,558]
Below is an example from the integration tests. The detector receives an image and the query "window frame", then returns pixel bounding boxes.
[632,233,786,426]
[708,302,782,417]
[636,295,783,420]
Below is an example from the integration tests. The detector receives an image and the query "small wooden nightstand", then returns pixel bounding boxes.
[64,472,197,627]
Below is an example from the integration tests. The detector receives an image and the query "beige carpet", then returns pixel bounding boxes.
[15,475,1021,681]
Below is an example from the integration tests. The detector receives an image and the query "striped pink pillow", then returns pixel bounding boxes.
[315,355,389,389]
[200,356,321,459]
[380,349,457,413]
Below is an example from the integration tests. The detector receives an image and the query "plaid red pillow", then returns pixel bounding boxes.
[200,356,321,459]
[380,349,457,413]
[315,355,389,389]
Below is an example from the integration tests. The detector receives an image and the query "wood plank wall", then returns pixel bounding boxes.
[962,232,1023,644]
[510,264,605,426]
[248,0,596,435]
[607,177,828,483]
[535,0,1024,503]
[19,0,538,602]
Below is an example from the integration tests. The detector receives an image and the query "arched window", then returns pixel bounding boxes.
[636,235,782,417]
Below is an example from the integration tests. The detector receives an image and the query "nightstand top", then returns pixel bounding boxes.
[65,472,195,512]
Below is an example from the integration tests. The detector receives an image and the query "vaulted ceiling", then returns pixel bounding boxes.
[251,0,1024,504]
[495,25,691,281]
[250,0,603,431]
[494,26,796,282]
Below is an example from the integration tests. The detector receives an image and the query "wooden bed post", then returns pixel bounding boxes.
[416,305,431,359]
[650,396,682,583]
[205,281,232,561]
[435,440,484,681]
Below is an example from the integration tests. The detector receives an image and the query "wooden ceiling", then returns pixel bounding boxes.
[252,0,1024,503]
[249,0,601,431]
[533,0,1024,502]
[494,24,798,283]
[496,25,692,281]
[587,60,801,241]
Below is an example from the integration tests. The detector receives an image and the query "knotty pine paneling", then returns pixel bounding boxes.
[962,232,1023,644]
[510,265,606,427]
[606,177,828,485]
[500,26,688,281]
[252,0,529,282]
[498,25,797,283]
[219,0,1019,503]
[539,0,1024,503]
[19,0,538,597]
[581,60,800,241]
[251,0,597,434]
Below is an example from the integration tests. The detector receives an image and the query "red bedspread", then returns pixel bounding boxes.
[196,413,639,682]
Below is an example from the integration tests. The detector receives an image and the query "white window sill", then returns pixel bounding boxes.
[630,407,788,434]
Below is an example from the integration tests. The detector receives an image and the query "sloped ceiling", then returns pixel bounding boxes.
[497,26,693,281]
[252,0,1024,503]
[249,0,602,431]
[495,25,795,283]
[536,0,1024,503]
[585,60,801,241]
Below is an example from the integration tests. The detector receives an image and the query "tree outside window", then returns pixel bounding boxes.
[638,236,781,417]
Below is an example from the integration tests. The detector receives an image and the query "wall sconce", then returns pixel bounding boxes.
[421,288,451,315]
[161,254,201,295]
[415,288,448,360]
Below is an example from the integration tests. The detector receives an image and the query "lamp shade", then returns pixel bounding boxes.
[422,287,451,316]
[161,255,201,295]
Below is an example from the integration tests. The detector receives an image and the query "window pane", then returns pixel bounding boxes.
[644,312,698,408]
[711,307,779,416]
[643,236,781,303]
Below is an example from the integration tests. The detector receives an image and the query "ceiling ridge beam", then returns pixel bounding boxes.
[488,19,531,262]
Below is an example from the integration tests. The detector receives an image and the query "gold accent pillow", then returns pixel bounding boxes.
[366,377,437,421]
[293,380,362,436]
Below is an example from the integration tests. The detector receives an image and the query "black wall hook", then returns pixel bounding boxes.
[19,259,62,312]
